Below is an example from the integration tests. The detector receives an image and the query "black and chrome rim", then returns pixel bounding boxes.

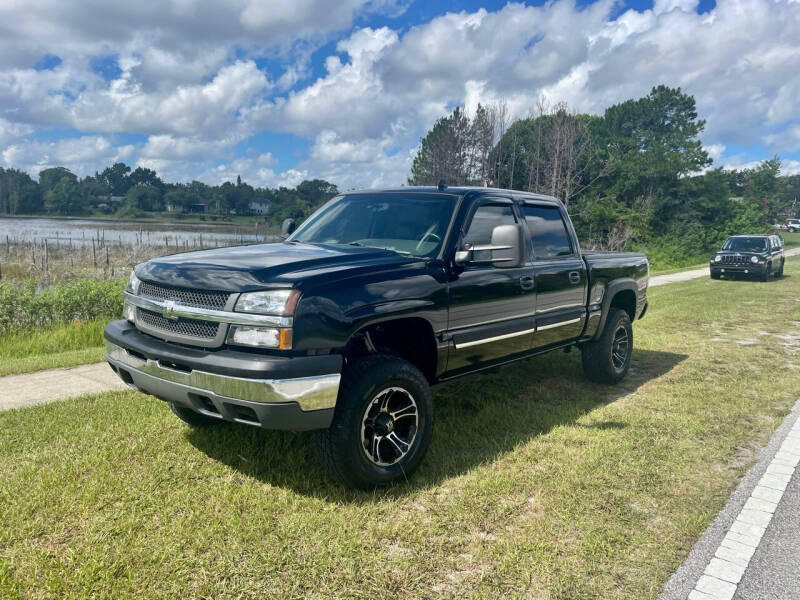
[611,326,629,370]
[360,387,419,467]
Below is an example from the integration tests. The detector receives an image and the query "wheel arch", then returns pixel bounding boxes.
[344,315,439,383]
[593,279,637,340]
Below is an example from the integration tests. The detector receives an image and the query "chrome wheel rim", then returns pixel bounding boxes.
[360,387,419,467]
[611,326,629,370]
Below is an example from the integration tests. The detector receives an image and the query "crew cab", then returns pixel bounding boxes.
[710,234,785,281]
[105,187,649,488]
[787,219,800,233]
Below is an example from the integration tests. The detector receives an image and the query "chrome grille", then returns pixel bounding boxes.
[721,255,749,265]
[136,308,220,340]
[138,281,230,310]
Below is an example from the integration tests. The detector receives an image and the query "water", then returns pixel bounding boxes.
[0,217,277,248]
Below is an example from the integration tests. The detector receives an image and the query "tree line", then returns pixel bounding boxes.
[409,85,800,262]
[0,162,339,227]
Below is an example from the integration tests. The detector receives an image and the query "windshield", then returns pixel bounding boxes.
[722,237,767,252]
[288,193,456,257]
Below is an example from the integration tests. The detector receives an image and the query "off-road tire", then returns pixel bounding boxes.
[710,271,721,280]
[581,308,633,384]
[315,354,433,490]
[761,265,770,282]
[169,402,222,427]
[777,260,784,278]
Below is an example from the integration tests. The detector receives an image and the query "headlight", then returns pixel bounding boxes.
[227,325,292,349]
[235,290,298,315]
[123,301,136,323]
[750,255,759,264]
[125,270,142,295]
[714,255,722,263]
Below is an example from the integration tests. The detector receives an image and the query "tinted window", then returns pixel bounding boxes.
[523,205,572,258]
[722,237,767,252]
[463,203,516,262]
[289,193,455,257]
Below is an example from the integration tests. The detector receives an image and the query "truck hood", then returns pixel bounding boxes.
[135,242,413,291]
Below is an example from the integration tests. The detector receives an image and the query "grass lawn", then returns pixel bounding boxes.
[2,260,800,599]
[0,320,107,377]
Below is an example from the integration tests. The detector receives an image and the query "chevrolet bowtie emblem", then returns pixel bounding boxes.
[161,299,179,320]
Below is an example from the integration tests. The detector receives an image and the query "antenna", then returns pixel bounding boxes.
[437,179,447,191]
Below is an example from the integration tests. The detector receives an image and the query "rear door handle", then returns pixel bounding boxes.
[519,275,535,290]
[569,271,581,284]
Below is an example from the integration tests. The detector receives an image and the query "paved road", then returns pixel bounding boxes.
[659,399,800,600]
[735,468,800,600]
[649,246,800,287]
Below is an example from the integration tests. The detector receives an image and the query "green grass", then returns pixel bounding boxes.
[0,320,107,376]
[2,260,800,599]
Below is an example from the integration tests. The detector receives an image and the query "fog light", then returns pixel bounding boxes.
[124,301,136,323]
[227,326,292,349]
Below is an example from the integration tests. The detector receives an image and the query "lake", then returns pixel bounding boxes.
[0,217,277,248]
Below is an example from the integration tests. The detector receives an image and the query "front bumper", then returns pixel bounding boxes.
[710,263,766,276]
[104,320,341,431]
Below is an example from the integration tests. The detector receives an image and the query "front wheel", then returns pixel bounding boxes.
[315,354,433,489]
[777,260,784,278]
[581,308,633,384]
[710,271,721,280]
[761,265,771,282]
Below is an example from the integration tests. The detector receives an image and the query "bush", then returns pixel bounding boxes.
[0,278,125,332]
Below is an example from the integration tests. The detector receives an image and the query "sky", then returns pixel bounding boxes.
[0,0,799,190]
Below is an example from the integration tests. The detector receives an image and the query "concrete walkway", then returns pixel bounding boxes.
[649,246,800,287]
[0,362,126,411]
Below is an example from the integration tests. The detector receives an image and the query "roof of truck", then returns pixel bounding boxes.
[345,186,561,203]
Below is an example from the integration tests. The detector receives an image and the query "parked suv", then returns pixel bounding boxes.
[710,234,785,281]
[105,187,649,488]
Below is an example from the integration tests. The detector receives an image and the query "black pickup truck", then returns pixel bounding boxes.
[105,187,648,488]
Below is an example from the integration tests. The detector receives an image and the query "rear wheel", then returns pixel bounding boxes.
[169,402,222,427]
[581,308,633,384]
[315,354,433,489]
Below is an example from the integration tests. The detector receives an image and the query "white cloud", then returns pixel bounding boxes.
[0,0,799,189]
[1,136,134,176]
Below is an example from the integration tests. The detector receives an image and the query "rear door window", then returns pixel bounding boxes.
[522,205,573,259]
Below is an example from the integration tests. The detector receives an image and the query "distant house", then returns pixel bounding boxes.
[188,203,208,213]
[249,200,270,215]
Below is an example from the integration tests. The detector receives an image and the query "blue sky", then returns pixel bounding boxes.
[0,0,798,189]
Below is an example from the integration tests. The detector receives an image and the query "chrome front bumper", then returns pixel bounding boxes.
[106,340,340,430]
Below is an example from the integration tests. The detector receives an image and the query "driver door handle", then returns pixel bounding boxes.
[519,275,535,290]
[569,271,581,284]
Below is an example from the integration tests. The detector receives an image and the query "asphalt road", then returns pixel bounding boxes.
[734,467,800,600]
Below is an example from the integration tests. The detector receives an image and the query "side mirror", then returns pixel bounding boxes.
[490,224,524,268]
[454,224,524,268]
[281,218,296,238]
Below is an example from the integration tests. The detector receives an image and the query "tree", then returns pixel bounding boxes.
[0,168,42,214]
[128,166,163,189]
[99,162,132,196]
[493,101,593,204]
[409,106,474,186]
[39,167,77,194]
[124,185,164,212]
[44,175,84,215]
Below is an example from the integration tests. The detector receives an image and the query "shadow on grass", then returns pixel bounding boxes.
[186,348,686,502]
